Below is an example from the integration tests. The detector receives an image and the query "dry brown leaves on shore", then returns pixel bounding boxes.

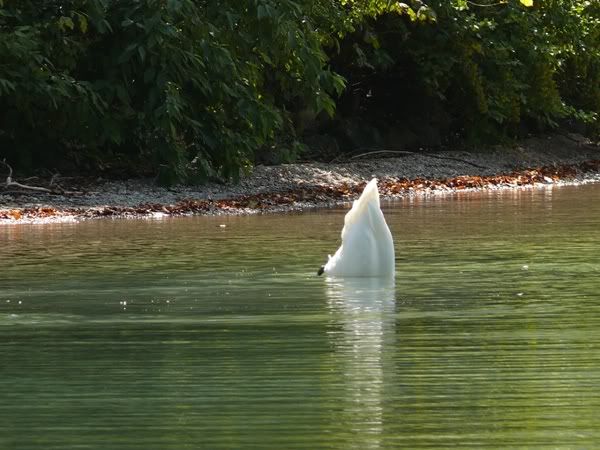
[1,160,599,222]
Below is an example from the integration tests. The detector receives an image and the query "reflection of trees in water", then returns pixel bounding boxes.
[325,278,396,449]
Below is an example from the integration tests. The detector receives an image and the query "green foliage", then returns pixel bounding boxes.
[0,0,598,182]
[0,0,343,182]
[327,0,600,144]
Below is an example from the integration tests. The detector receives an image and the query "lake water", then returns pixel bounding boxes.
[1,184,599,449]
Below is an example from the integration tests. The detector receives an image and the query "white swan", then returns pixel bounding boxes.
[319,178,395,277]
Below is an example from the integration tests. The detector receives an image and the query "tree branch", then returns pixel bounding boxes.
[349,149,490,169]
[1,159,82,195]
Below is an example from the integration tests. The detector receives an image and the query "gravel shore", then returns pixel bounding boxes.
[1,133,599,223]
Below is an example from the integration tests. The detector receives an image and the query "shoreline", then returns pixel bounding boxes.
[1,134,599,224]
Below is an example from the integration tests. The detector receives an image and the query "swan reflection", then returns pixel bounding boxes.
[325,277,396,449]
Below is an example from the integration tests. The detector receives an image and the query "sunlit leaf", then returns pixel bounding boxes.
[58,16,74,31]
[78,14,88,33]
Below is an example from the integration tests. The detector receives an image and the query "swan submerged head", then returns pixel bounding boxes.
[319,178,395,278]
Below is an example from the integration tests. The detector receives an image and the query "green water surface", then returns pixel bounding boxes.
[1,184,600,449]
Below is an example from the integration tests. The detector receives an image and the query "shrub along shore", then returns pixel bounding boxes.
[1,1,599,185]
[1,134,599,223]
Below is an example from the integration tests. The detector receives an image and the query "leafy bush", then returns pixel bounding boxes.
[325,0,600,146]
[0,0,598,182]
[0,0,344,182]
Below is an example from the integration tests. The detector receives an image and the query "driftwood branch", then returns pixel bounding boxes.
[1,160,53,193]
[1,159,82,195]
[348,149,490,170]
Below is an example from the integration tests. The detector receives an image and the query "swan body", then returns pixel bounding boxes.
[321,178,395,278]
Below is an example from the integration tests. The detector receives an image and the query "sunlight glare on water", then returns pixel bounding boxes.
[1,183,600,449]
